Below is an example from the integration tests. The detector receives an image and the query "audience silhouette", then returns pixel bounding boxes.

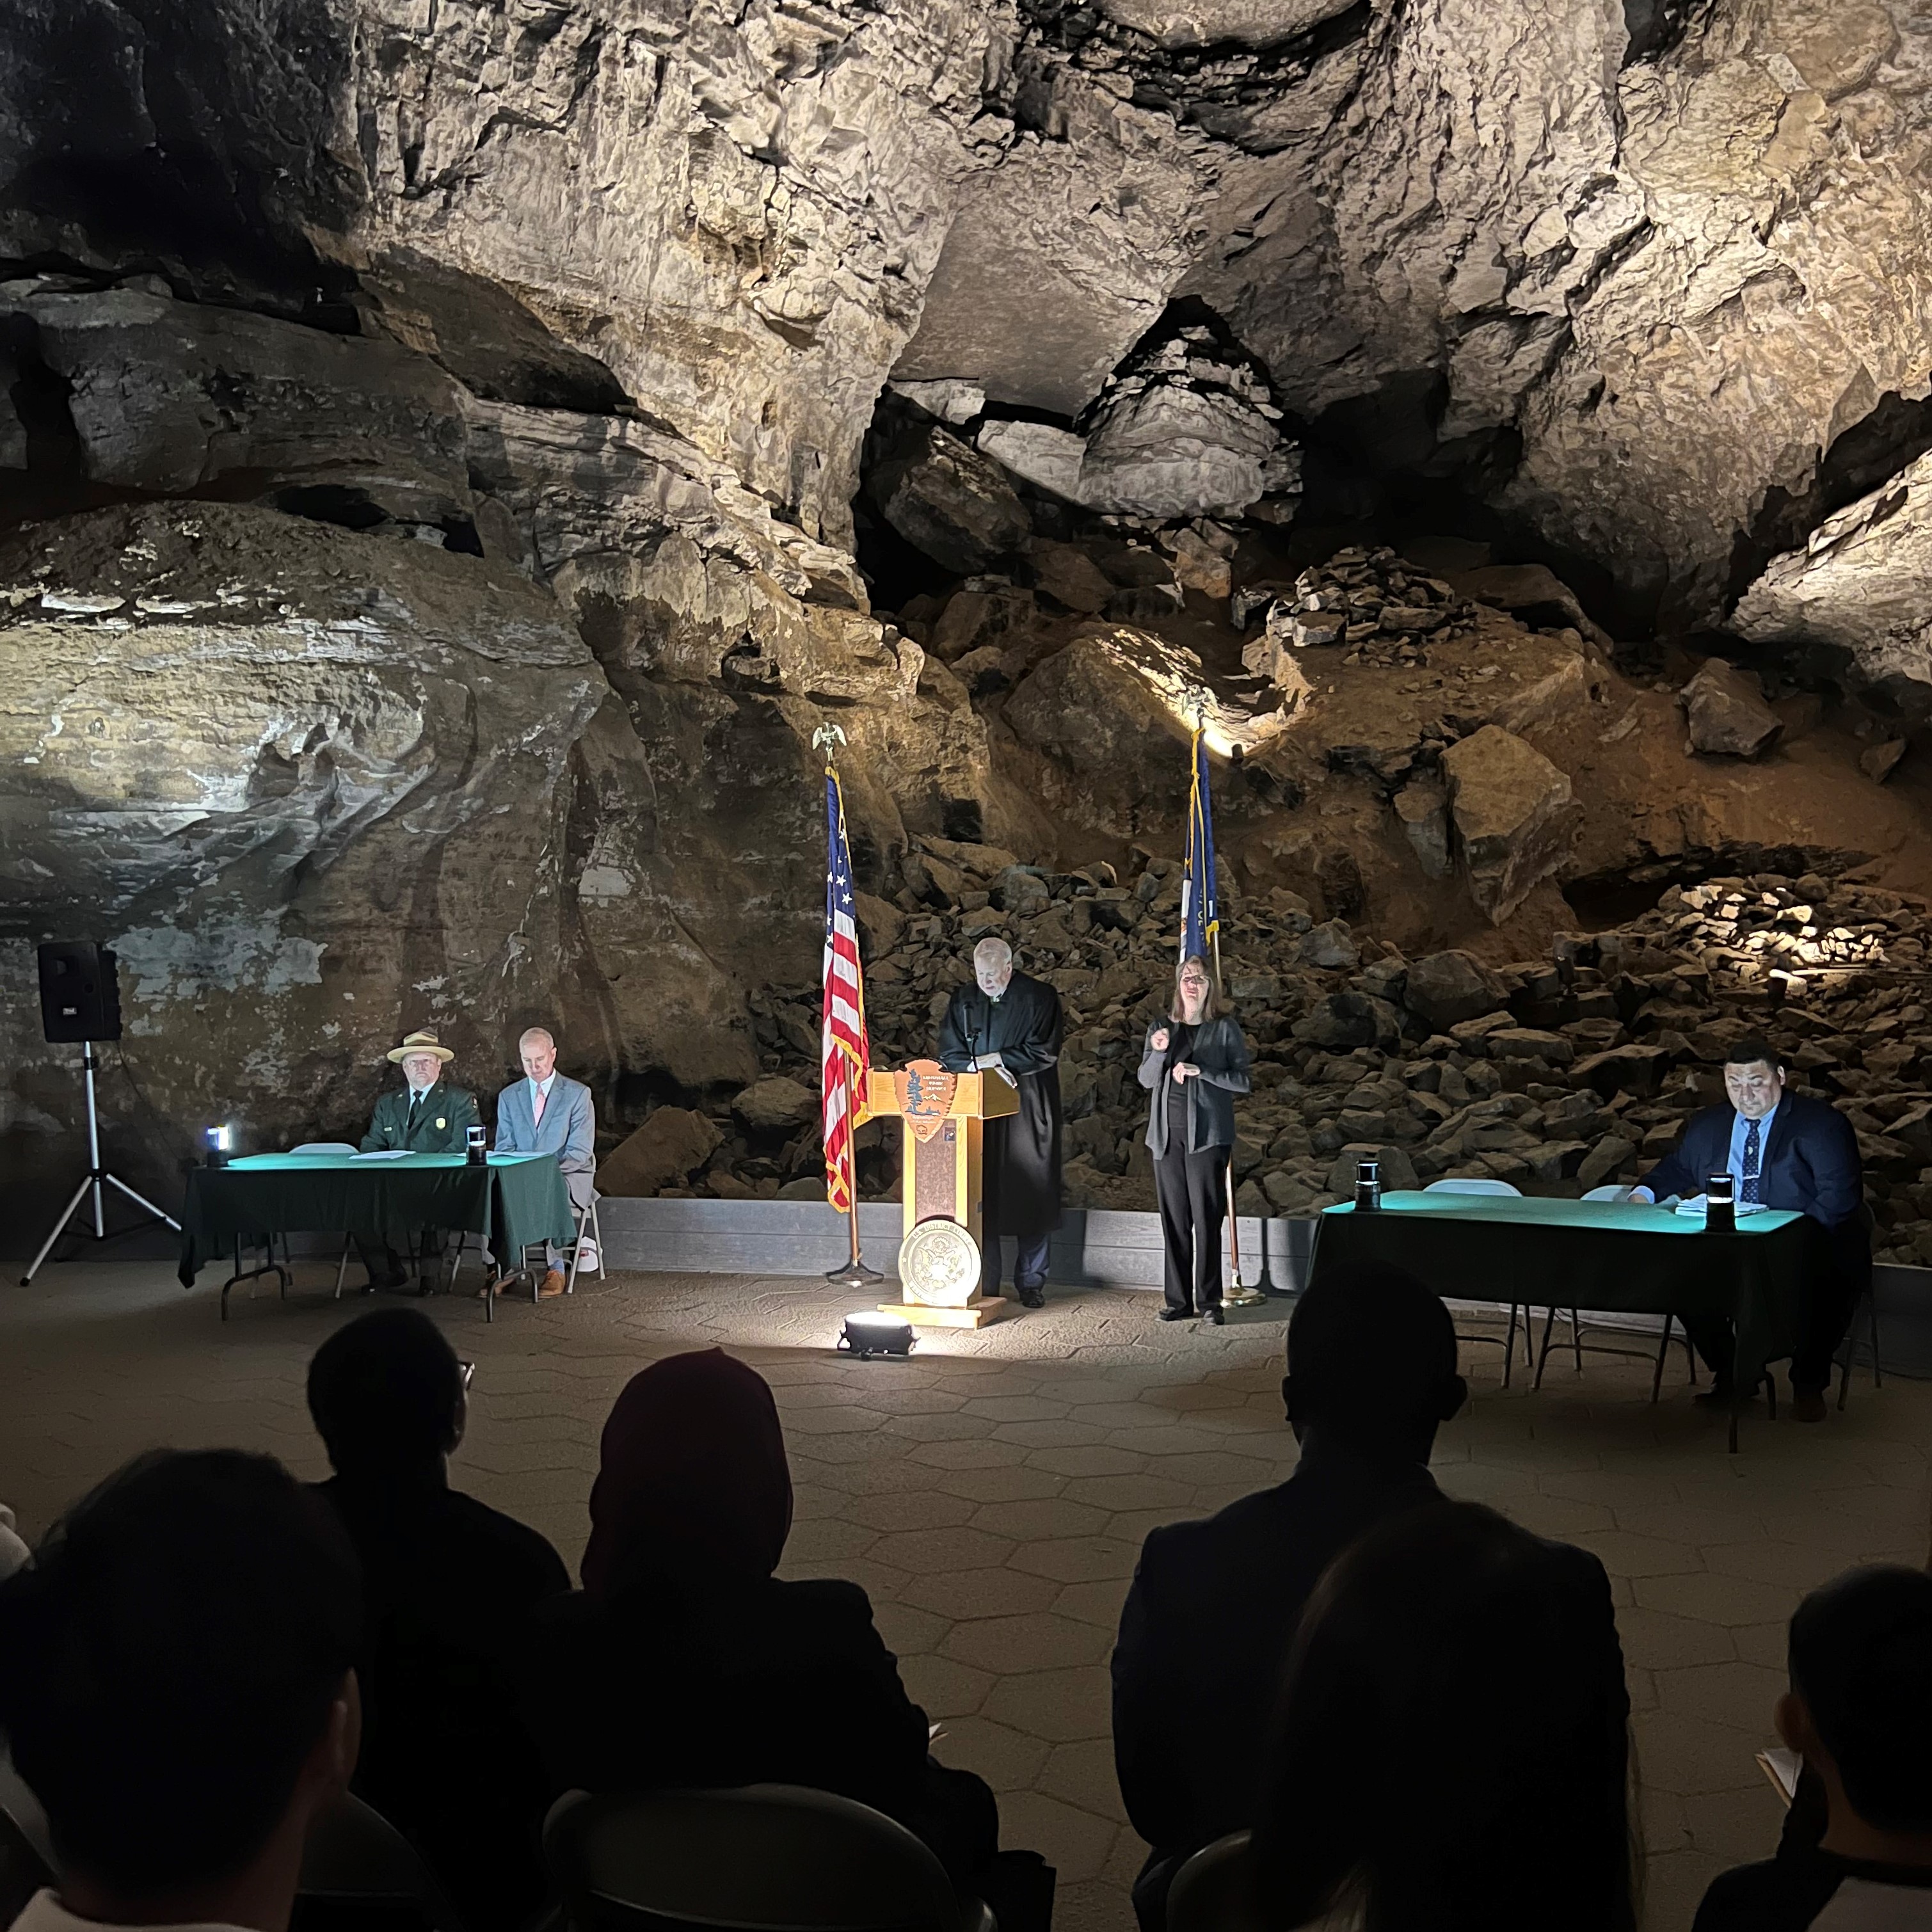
[1252,1496,1634,1932]
[1696,1565,1932,1931]
[0,1451,361,1932]
[307,1311,568,1932]
[520,1348,1051,1931]
[1112,1261,1469,1930]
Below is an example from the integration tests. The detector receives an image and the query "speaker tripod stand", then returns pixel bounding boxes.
[21,1041,181,1286]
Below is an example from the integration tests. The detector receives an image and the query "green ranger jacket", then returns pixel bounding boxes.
[360,1081,481,1155]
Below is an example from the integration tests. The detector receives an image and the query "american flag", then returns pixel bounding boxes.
[822,769,871,1213]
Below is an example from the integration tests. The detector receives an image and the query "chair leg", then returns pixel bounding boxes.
[1501,1304,1518,1389]
[334,1236,352,1300]
[1682,1326,1698,1386]
[1651,1314,1672,1404]
[1569,1307,1583,1374]
[1533,1305,1558,1391]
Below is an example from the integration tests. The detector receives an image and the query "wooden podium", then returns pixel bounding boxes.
[859,1061,1021,1327]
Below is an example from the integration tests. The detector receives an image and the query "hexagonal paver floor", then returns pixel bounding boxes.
[3,1263,1928,1932]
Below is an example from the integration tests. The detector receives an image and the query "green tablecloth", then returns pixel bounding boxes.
[178,1151,576,1288]
[1309,1192,1815,1408]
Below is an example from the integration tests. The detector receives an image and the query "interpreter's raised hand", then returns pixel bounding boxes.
[1171,1061,1201,1083]
[1150,1026,1170,1052]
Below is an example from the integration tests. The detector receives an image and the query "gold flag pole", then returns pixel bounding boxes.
[1197,701,1263,1308]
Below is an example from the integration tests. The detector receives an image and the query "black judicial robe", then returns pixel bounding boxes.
[936,971,1064,1240]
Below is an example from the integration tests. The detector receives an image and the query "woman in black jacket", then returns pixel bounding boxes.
[1138,954,1252,1325]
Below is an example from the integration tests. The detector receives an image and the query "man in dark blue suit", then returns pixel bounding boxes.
[1633,1037,1867,1423]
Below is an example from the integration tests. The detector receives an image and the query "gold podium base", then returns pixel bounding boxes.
[879,1297,1014,1329]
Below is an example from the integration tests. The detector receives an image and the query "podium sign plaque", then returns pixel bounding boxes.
[859,1061,1021,1327]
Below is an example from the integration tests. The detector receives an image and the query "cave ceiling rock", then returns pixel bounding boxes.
[0,500,607,1142]
[1182,0,1631,433]
[1505,0,1932,621]
[1178,0,1932,626]
[1732,449,1932,703]
[345,0,1023,549]
[890,63,1213,417]
[1094,0,1363,51]
[0,283,472,531]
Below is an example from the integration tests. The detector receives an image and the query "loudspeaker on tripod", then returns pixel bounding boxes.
[37,941,123,1043]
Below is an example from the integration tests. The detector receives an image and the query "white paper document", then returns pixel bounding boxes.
[349,1149,413,1161]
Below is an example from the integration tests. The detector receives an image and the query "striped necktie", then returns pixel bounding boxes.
[1741,1117,1762,1206]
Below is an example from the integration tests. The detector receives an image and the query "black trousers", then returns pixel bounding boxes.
[1683,1215,1871,1394]
[1154,1141,1227,1313]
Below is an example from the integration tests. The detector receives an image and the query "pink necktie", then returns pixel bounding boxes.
[532,1085,547,1128]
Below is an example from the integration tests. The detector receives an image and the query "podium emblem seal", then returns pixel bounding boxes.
[893,1058,957,1144]
[898,1217,982,1306]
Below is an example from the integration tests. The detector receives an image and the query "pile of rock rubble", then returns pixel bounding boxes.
[1241,544,1483,675]
[596,842,1932,1269]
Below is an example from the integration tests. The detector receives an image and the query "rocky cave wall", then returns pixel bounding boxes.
[4,0,1932,1220]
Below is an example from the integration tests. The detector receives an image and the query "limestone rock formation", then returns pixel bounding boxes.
[1,284,470,531]
[1733,450,1932,704]
[1441,726,1582,924]
[598,1108,723,1197]
[1075,323,1298,520]
[871,422,1032,575]
[0,502,605,1187]
[1683,660,1784,760]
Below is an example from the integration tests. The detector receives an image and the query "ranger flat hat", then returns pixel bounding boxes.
[387,1028,455,1064]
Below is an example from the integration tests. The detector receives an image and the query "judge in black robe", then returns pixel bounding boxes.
[936,938,1064,1306]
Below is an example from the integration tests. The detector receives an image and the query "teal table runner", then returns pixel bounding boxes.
[1310,1192,1815,1446]
[179,1151,575,1291]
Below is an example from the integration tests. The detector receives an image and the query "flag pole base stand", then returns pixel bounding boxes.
[881,1297,1014,1330]
[1222,1283,1268,1308]
[827,1259,884,1289]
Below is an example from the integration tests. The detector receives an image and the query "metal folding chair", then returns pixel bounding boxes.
[1837,1282,1883,1411]
[1425,1178,1535,1383]
[544,1784,992,1932]
[481,1191,602,1323]
[1530,1184,1699,1399]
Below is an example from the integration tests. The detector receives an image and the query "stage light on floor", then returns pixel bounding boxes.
[838,1311,914,1359]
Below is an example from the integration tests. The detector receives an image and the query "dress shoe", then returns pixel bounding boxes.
[1693,1385,1739,1410]
[367,1270,408,1293]
[538,1268,568,1299]
[1016,1282,1045,1309]
[1791,1391,1828,1424]
[1159,1306,1194,1322]
[1200,1305,1224,1326]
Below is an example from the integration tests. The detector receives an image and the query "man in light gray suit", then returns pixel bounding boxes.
[489,1026,596,1298]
